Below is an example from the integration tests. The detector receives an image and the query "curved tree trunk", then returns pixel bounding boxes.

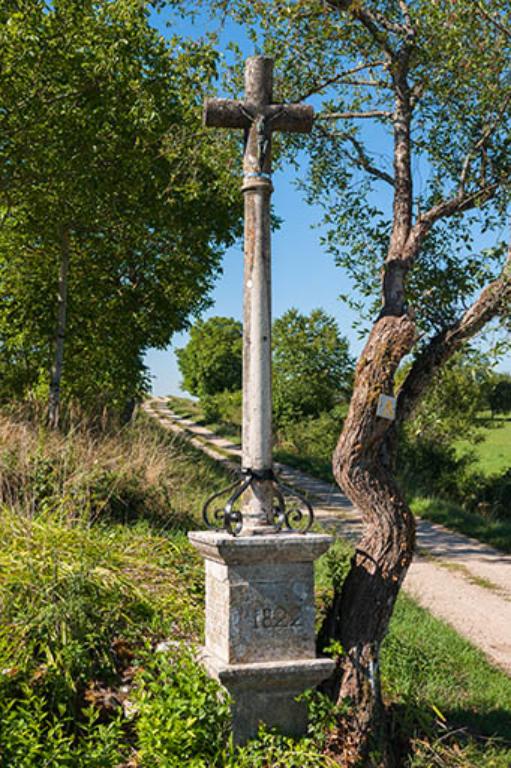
[320,249,510,765]
[322,314,416,766]
[315,5,511,766]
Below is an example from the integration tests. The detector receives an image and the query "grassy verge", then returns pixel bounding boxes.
[167,395,241,440]
[382,595,511,767]
[317,539,511,767]
[412,496,511,553]
[2,411,511,766]
[165,395,202,421]
[274,448,333,482]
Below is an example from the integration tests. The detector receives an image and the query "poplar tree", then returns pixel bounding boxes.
[0,0,242,423]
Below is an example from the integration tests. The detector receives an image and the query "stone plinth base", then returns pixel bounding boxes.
[189,530,335,743]
[203,650,335,743]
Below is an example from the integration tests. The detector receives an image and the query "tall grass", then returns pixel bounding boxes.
[0,410,211,527]
[0,409,222,766]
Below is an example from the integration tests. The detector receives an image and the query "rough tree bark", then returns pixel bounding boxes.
[320,35,419,765]
[48,228,70,430]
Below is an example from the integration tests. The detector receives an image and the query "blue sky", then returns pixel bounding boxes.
[145,6,374,395]
[144,5,509,396]
[146,165,364,396]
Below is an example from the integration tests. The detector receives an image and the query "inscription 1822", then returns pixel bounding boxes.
[253,606,302,630]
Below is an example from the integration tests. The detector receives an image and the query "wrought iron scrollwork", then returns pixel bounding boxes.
[202,467,314,537]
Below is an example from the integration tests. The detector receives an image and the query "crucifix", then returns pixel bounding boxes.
[189,58,334,743]
[203,56,314,535]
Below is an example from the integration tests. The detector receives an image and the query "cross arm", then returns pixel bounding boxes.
[204,99,314,134]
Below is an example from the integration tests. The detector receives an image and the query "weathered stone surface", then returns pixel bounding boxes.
[189,530,334,742]
[205,559,315,663]
[189,530,332,565]
[189,531,332,665]
[202,652,335,744]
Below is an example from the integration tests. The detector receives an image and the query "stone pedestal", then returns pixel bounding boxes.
[189,531,335,744]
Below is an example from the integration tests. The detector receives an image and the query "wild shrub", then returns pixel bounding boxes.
[134,646,231,766]
[464,468,511,520]
[0,505,205,765]
[275,407,346,481]
[133,644,339,768]
[398,436,474,502]
[0,693,126,768]
[200,389,242,434]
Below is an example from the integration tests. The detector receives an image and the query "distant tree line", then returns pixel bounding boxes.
[177,309,354,426]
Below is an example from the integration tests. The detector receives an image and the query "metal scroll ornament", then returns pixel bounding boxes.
[202,468,314,536]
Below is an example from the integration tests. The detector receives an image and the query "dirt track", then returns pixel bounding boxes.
[144,397,511,677]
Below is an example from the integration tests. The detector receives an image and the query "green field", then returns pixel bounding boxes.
[457,416,511,475]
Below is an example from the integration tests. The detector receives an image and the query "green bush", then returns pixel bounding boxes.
[398,435,474,501]
[133,645,339,768]
[400,432,511,543]
[0,693,125,768]
[227,726,336,767]
[274,407,345,482]
[134,646,231,767]
[464,468,511,519]
[200,390,242,433]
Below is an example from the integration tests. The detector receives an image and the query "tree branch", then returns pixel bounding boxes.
[296,61,387,101]
[319,109,393,120]
[475,2,511,40]
[324,1,396,58]
[397,0,414,35]
[397,246,511,422]
[459,92,511,193]
[317,123,395,186]
[332,79,391,88]
[414,179,502,236]
[395,178,505,266]
[387,63,413,259]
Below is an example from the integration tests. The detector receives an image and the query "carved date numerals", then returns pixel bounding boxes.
[253,606,302,629]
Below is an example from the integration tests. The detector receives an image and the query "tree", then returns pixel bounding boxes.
[0,0,242,424]
[172,1,511,762]
[488,377,511,417]
[402,350,493,445]
[176,316,243,398]
[272,308,353,424]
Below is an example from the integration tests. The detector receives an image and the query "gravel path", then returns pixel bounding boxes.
[144,397,511,676]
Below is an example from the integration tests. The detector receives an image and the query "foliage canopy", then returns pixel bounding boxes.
[0,0,243,414]
[177,316,243,398]
[273,307,353,423]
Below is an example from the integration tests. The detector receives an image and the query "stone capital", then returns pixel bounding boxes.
[188,530,333,566]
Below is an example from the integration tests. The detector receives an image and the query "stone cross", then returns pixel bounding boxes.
[189,57,333,746]
[204,57,313,534]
